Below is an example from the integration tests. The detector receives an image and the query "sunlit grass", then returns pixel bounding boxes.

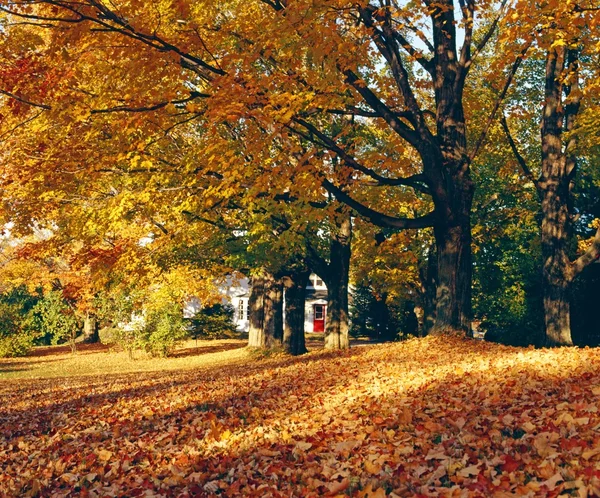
[0,339,250,380]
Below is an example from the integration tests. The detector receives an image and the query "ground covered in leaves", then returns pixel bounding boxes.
[2,337,600,497]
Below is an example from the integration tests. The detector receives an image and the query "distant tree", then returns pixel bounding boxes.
[0,286,40,357]
[29,290,79,352]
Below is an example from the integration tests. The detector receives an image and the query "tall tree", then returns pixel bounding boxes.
[501,1,600,345]
[0,0,521,338]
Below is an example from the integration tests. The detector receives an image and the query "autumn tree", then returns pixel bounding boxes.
[0,0,528,339]
[500,1,600,345]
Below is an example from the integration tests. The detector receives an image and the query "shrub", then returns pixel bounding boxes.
[0,287,41,358]
[187,304,238,340]
[141,304,189,357]
[28,291,79,352]
[0,332,37,358]
[114,303,189,358]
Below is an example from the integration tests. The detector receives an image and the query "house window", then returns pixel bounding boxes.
[238,299,247,321]
[315,278,324,287]
[314,305,324,320]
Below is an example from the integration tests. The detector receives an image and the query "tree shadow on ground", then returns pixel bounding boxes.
[170,341,245,358]
[0,344,370,422]
[27,343,111,357]
[0,358,62,374]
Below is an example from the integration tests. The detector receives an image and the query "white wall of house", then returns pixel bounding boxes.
[304,274,328,333]
[187,273,332,334]
[183,297,202,319]
[231,296,250,332]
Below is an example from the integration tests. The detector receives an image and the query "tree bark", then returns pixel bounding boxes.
[282,269,310,355]
[322,212,352,350]
[248,272,283,349]
[82,312,100,344]
[430,214,473,335]
[421,246,438,336]
[247,276,265,348]
[270,280,284,343]
[539,47,576,346]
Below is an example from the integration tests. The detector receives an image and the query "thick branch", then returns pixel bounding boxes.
[466,0,509,68]
[321,178,435,229]
[343,70,422,149]
[293,118,430,194]
[359,6,428,120]
[91,91,208,114]
[458,0,475,71]
[572,227,600,278]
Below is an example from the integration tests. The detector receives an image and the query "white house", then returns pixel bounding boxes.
[207,274,330,333]
[304,274,328,333]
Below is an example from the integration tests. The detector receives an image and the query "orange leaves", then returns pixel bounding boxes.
[3,336,600,495]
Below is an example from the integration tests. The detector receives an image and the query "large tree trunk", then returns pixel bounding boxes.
[248,272,283,348]
[539,47,577,346]
[82,312,100,344]
[430,213,473,335]
[282,269,310,356]
[324,276,350,349]
[322,212,352,350]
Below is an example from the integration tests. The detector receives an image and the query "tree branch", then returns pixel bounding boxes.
[321,178,435,229]
[91,91,208,114]
[0,89,51,110]
[500,113,542,199]
[343,70,423,149]
[466,0,509,68]
[572,227,600,278]
[293,117,430,194]
[469,42,531,161]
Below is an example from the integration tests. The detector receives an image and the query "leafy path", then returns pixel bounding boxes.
[2,337,600,497]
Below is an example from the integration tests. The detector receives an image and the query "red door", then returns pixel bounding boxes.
[313,304,326,332]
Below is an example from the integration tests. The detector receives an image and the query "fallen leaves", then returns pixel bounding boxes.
[2,336,600,496]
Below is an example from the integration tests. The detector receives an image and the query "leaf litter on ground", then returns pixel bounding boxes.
[2,336,600,497]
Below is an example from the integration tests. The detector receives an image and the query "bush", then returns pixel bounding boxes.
[187,304,238,340]
[28,291,79,352]
[141,304,189,357]
[0,287,40,358]
[0,331,37,357]
[115,303,189,358]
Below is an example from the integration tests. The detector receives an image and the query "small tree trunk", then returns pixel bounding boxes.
[83,312,100,344]
[248,276,265,347]
[421,247,438,336]
[271,281,284,343]
[282,270,310,355]
[248,272,283,349]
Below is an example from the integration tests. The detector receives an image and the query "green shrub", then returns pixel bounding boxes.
[0,331,37,357]
[0,287,41,358]
[187,304,238,340]
[28,291,79,352]
[115,303,189,358]
[141,304,189,357]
